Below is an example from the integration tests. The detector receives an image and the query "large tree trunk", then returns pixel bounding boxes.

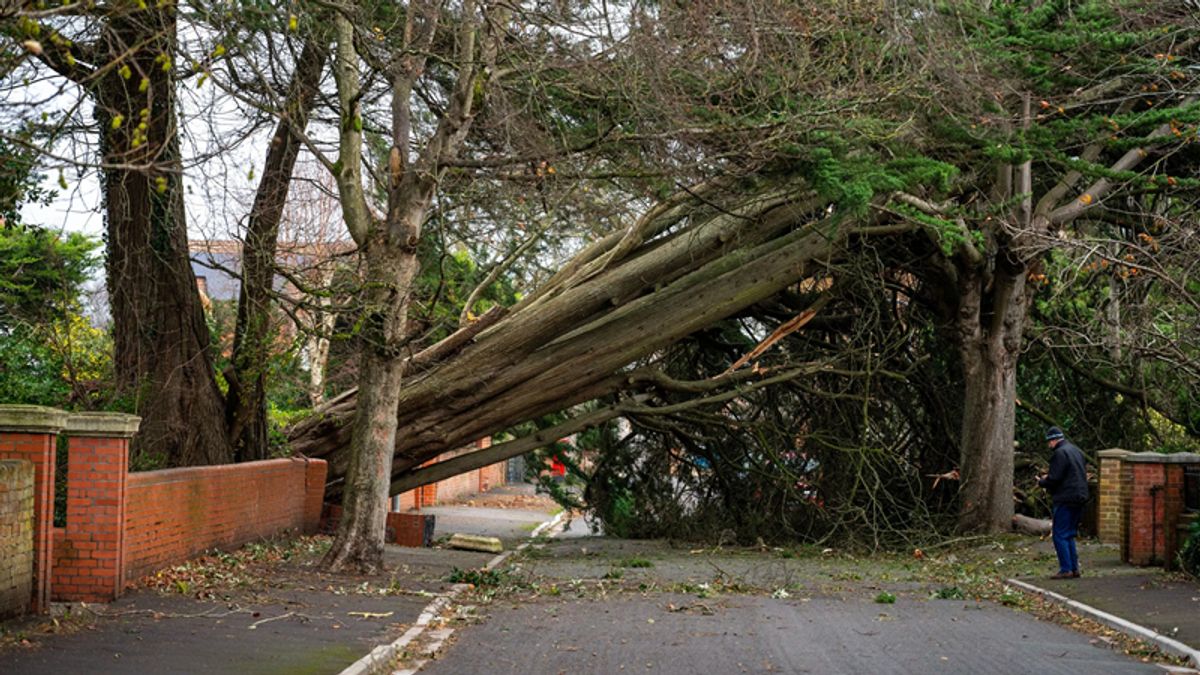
[322,230,418,573]
[957,330,1018,532]
[99,7,231,466]
[319,4,445,571]
[954,264,1028,533]
[227,41,327,461]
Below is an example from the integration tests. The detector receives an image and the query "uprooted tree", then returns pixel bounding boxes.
[290,0,1200,569]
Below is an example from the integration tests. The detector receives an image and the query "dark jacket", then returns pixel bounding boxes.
[1039,439,1089,505]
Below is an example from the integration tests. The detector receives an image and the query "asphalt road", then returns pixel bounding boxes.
[1,588,429,675]
[422,592,1163,675]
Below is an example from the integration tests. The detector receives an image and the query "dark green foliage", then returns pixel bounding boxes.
[0,326,69,406]
[446,567,506,587]
[0,139,53,227]
[544,260,964,547]
[1179,519,1200,579]
[0,225,98,330]
[0,225,102,409]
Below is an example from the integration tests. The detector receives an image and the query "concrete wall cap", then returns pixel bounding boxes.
[1097,448,1133,458]
[1123,451,1200,464]
[0,405,69,433]
[65,412,141,438]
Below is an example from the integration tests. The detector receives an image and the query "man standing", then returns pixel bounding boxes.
[1038,426,1089,579]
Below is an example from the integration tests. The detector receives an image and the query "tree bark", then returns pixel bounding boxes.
[227,40,328,461]
[954,263,1028,533]
[322,230,417,573]
[320,3,445,572]
[99,7,232,466]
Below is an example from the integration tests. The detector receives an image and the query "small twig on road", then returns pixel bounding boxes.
[249,611,311,629]
[77,603,250,620]
[922,535,993,552]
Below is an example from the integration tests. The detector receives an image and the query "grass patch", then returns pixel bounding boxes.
[615,556,654,568]
[874,591,897,604]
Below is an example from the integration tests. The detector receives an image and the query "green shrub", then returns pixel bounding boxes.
[446,567,506,587]
[1179,519,1200,579]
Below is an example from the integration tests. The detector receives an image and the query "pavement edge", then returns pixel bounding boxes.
[1006,577,1200,669]
[338,510,568,675]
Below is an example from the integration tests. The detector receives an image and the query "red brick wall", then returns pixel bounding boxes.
[0,432,57,612]
[1163,464,1187,571]
[394,440,507,509]
[395,490,418,511]
[1120,457,1200,568]
[121,458,326,582]
[433,460,478,503]
[1125,463,1168,565]
[479,461,505,494]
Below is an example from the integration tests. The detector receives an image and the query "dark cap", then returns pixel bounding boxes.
[1044,426,1065,441]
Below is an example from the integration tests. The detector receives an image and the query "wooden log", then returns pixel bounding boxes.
[447,533,504,553]
[1012,514,1052,536]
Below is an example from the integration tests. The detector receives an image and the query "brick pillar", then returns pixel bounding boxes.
[1163,463,1185,570]
[1120,460,1134,561]
[0,405,68,613]
[1125,461,1165,565]
[1097,449,1131,544]
[302,459,328,534]
[56,413,140,602]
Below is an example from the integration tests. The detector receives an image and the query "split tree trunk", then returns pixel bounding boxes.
[99,7,231,466]
[957,327,1019,532]
[319,4,448,572]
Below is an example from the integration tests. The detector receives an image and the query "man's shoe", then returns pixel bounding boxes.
[1071,570,1081,578]
[1050,571,1075,580]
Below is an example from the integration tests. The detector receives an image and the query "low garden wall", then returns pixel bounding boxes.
[122,458,326,582]
[0,404,327,612]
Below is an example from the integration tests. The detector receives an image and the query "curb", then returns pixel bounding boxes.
[1006,578,1200,668]
[338,509,568,675]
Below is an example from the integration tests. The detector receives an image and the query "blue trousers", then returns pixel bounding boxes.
[1052,503,1084,574]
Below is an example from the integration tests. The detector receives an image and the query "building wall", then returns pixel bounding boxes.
[0,460,34,619]
[392,439,509,510]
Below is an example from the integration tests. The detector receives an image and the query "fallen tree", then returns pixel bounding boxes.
[288,183,897,499]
